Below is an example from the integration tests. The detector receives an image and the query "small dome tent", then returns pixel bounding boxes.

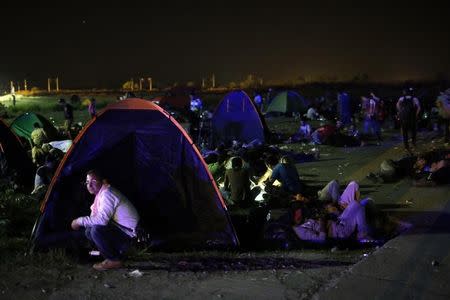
[264,90,308,116]
[32,99,238,251]
[211,90,270,146]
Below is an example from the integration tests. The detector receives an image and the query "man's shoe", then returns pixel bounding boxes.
[93,259,123,271]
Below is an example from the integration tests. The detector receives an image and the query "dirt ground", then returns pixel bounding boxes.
[0,118,448,300]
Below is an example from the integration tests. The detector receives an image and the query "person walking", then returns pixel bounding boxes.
[396,88,421,151]
[88,98,97,119]
[59,98,74,139]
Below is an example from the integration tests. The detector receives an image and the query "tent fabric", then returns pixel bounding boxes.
[265,91,308,115]
[211,90,269,146]
[0,119,35,186]
[10,112,59,147]
[32,99,238,250]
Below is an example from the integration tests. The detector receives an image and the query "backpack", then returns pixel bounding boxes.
[398,96,415,122]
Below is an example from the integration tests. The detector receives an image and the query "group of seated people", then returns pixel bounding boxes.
[203,141,403,247]
[285,117,364,147]
[30,123,71,198]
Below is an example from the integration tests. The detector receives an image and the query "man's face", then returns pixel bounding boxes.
[86,174,102,195]
[415,158,426,170]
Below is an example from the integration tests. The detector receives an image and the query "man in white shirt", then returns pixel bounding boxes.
[71,169,140,271]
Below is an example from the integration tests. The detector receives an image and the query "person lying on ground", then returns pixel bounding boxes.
[366,155,417,183]
[291,203,327,244]
[413,150,450,186]
[71,169,140,271]
[317,179,340,203]
[321,181,372,240]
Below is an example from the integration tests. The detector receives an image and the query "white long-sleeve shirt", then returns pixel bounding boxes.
[75,184,140,237]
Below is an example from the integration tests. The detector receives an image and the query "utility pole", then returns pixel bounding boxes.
[212,73,215,89]
[202,78,205,89]
[56,77,59,92]
[139,78,144,91]
[48,78,51,92]
[148,77,152,91]
[24,79,28,91]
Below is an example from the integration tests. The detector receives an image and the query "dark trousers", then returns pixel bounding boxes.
[85,224,133,261]
[400,121,417,149]
[443,118,450,142]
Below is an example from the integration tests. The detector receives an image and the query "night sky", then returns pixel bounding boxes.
[1,1,449,89]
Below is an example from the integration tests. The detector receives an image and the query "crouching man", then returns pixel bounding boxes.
[71,169,140,271]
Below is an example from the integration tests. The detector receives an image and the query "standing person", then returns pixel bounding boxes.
[88,98,97,119]
[253,91,263,111]
[396,88,421,151]
[370,92,383,143]
[362,94,382,144]
[11,94,16,107]
[59,98,74,139]
[337,91,351,126]
[71,169,140,271]
[435,88,450,143]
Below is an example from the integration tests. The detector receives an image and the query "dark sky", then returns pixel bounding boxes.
[1,0,449,88]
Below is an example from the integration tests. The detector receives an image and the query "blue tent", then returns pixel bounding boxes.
[211,90,269,146]
[32,99,238,250]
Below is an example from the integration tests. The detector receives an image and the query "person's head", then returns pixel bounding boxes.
[231,157,243,170]
[58,98,66,104]
[41,143,53,153]
[324,201,339,215]
[85,169,105,195]
[289,201,303,225]
[415,156,427,170]
[33,122,40,129]
[205,152,218,164]
[280,155,293,165]
[403,87,414,96]
[265,155,279,169]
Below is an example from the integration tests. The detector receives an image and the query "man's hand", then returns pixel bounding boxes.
[71,219,81,230]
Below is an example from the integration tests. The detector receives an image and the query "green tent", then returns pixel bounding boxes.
[264,90,309,115]
[10,113,59,147]
[0,118,35,187]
